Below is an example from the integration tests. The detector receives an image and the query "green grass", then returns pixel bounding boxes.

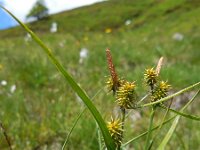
[0,0,200,149]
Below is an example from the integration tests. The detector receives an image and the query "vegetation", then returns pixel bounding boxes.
[0,0,200,149]
[26,0,49,20]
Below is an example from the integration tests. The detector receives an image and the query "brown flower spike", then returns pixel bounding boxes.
[106,48,119,92]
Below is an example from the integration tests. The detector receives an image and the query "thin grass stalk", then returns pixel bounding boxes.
[0,122,12,150]
[120,107,126,149]
[153,99,172,140]
[159,105,200,121]
[97,123,103,150]
[62,88,103,149]
[145,107,155,150]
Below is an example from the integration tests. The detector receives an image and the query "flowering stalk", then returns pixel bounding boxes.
[107,117,123,149]
[106,48,119,94]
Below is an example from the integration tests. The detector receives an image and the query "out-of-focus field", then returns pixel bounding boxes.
[0,0,199,149]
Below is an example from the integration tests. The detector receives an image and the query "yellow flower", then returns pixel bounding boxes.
[116,81,137,109]
[144,68,157,86]
[107,117,123,147]
[106,77,125,93]
[152,81,171,102]
[105,28,112,33]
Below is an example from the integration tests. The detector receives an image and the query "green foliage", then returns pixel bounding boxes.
[26,0,49,20]
[0,0,200,149]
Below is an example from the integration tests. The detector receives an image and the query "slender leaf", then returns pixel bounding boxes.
[122,116,176,147]
[62,88,103,150]
[160,105,200,121]
[157,90,200,150]
[0,6,116,150]
[145,108,155,150]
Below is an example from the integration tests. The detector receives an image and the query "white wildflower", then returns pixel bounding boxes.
[24,33,32,42]
[125,19,131,26]
[10,84,16,93]
[172,33,184,41]
[79,48,88,64]
[50,22,58,33]
[1,80,7,86]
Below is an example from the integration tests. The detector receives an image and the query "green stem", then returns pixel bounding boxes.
[62,88,103,150]
[0,122,12,150]
[145,107,155,150]
[119,108,126,150]
[160,105,200,121]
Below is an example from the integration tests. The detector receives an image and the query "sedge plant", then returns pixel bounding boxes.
[0,6,200,150]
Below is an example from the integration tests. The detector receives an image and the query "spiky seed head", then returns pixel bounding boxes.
[107,117,123,148]
[151,81,171,102]
[106,77,125,93]
[116,81,137,109]
[144,68,157,86]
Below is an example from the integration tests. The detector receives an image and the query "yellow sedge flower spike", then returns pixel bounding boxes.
[144,68,157,86]
[152,81,171,102]
[107,117,123,148]
[116,81,137,109]
[106,77,125,92]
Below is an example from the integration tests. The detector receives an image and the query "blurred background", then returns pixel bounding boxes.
[0,0,199,149]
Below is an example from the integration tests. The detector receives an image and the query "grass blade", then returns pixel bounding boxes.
[157,90,200,150]
[122,116,176,147]
[0,6,116,150]
[145,107,155,150]
[160,105,200,121]
[62,88,103,149]
[139,82,200,108]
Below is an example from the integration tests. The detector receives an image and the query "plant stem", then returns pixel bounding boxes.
[145,107,155,150]
[119,107,126,150]
[0,122,12,150]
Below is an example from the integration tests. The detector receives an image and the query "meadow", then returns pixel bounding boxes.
[0,0,200,149]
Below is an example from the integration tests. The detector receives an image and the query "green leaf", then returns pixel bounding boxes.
[122,116,176,147]
[0,6,116,150]
[145,107,155,150]
[62,88,103,150]
[160,105,200,121]
[157,90,200,150]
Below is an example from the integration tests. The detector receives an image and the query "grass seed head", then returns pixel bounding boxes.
[151,81,171,102]
[144,68,157,86]
[116,81,137,109]
[107,117,123,148]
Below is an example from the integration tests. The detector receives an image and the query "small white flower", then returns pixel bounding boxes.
[125,19,131,26]
[24,33,32,42]
[79,48,88,64]
[1,80,7,86]
[50,22,58,33]
[172,33,184,41]
[10,84,16,93]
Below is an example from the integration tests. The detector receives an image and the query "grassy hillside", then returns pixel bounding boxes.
[0,0,200,149]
